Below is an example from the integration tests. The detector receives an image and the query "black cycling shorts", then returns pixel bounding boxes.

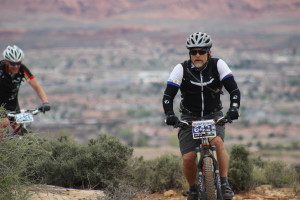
[178,111,225,155]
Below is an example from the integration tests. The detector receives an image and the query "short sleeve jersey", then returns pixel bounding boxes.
[166,58,233,114]
[0,60,34,111]
[168,59,232,87]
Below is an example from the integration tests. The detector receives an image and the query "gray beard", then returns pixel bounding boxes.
[191,61,209,72]
[193,62,203,68]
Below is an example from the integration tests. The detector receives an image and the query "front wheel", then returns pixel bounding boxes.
[203,157,217,200]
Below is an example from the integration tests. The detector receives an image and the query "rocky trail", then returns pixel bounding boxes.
[27,185,299,200]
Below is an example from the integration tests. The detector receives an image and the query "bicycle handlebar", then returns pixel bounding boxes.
[7,108,41,117]
[174,115,232,128]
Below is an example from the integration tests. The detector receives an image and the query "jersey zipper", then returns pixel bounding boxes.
[200,72,204,117]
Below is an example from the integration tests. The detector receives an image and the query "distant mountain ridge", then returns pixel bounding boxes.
[1,0,299,50]
[1,0,300,20]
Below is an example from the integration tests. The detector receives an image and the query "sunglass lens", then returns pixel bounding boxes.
[9,62,21,66]
[190,50,207,55]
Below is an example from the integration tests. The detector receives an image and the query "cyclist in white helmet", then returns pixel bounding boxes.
[162,32,239,200]
[0,45,51,138]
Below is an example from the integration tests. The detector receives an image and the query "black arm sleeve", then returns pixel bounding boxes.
[162,84,179,116]
[222,76,241,108]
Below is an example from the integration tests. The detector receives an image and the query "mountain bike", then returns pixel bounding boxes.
[175,116,231,200]
[7,108,42,136]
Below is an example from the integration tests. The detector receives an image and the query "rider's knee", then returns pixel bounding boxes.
[210,136,224,148]
[182,151,197,163]
[0,118,10,128]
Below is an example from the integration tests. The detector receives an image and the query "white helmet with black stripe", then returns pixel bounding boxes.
[186,32,212,49]
[3,45,25,62]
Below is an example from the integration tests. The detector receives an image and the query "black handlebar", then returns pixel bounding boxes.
[174,115,232,128]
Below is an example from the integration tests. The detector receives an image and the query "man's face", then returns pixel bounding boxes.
[7,61,21,75]
[189,48,210,68]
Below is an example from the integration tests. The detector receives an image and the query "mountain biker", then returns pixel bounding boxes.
[0,45,51,138]
[162,32,240,200]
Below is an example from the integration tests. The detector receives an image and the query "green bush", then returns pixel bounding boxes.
[1,133,184,198]
[125,156,152,189]
[3,132,299,199]
[0,135,44,200]
[229,145,253,192]
[250,158,299,189]
[125,154,185,192]
[146,154,184,192]
[102,154,184,198]
[264,160,299,188]
[26,135,133,190]
[102,183,141,200]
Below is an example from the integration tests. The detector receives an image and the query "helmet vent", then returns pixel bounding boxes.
[186,32,212,49]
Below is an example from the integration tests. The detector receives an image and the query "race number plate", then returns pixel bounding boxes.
[192,120,216,139]
[14,113,34,123]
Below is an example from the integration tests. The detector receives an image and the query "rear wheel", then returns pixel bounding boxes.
[203,157,217,200]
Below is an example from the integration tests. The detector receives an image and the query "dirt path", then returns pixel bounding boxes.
[134,186,299,200]
[27,185,299,200]
[27,185,105,200]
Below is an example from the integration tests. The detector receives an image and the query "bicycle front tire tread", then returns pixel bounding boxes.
[203,157,217,200]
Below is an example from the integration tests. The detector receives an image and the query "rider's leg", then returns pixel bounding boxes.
[182,151,197,186]
[210,136,234,199]
[182,151,199,200]
[210,136,229,177]
[0,117,10,139]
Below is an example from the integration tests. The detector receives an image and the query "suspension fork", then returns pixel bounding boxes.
[211,145,223,199]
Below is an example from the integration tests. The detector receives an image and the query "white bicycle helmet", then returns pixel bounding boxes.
[186,32,212,49]
[3,45,25,62]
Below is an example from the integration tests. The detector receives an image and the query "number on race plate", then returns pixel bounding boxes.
[14,113,34,123]
[192,120,216,139]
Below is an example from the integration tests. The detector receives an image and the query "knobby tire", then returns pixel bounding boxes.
[203,157,217,200]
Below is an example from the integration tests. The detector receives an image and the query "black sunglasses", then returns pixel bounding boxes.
[9,61,21,66]
[189,50,208,56]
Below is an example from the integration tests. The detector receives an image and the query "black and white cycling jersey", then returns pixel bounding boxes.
[162,57,240,117]
[168,58,232,86]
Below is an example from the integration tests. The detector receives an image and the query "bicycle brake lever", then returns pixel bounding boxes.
[32,110,40,115]
[174,120,189,128]
[180,121,189,126]
[215,116,229,125]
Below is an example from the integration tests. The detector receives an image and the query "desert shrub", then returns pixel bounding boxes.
[86,135,133,189]
[145,154,184,192]
[101,154,184,199]
[250,156,299,189]
[228,145,253,192]
[250,156,268,187]
[27,134,133,190]
[102,183,141,200]
[264,160,299,187]
[0,135,46,200]
[125,156,152,190]
[26,136,84,187]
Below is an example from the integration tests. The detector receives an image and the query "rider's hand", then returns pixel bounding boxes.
[227,106,239,120]
[39,102,51,113]
[165,115,179,126]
